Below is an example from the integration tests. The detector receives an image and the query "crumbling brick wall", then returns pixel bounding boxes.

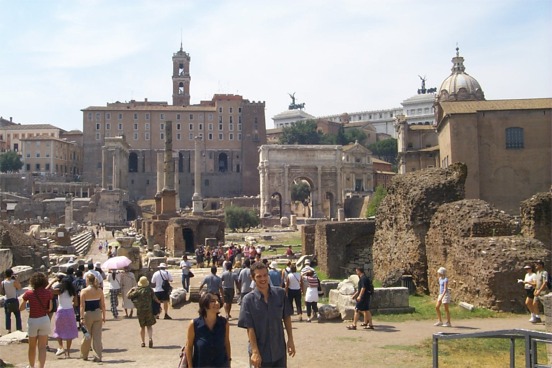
[520,189,551,249]
[426,199,549,312]
[373,163,467,293]
[301,224,316,255]
[315,220,375,279]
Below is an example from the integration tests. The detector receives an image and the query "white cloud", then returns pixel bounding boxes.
[0,0,549,130]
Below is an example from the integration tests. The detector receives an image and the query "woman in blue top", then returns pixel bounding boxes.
[434,267,451,327]
[185,292,231,367]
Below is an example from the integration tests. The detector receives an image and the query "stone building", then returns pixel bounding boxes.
[81,45,266,205]
[395,117,439,174]
[435,48,552,214]
[20,136,83,177]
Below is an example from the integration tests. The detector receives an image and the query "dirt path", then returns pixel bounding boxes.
[1,229,548,367]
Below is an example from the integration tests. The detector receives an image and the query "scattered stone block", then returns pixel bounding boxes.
[0,330,28,345]
[318,304,340,320]
[170,288,187,308]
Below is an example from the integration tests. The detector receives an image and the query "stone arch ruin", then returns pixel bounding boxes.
[259,145,344,218]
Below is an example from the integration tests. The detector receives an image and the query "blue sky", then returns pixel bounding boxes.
[0,0,550,131]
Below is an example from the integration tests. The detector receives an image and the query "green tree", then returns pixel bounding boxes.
[368,138,398,165]
[224,206,260,233]
[0,151,24,173]
[279,120,323,144]
[291,181,310,202]
[343,128,367,145]
[366,186,387,217]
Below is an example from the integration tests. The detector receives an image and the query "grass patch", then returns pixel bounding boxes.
[418,336,550,367]
[373,293,504,323]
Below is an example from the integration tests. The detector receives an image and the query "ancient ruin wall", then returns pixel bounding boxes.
[520,189,552,249]
[425,199,549,312]
[315,220,375,279]
[373,163,467,293]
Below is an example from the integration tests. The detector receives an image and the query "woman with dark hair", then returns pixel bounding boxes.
[80,273,106,362]
[2,268,22,333]
[285,263,304,322]
[20,272,53,368]
[185,292,231,367]
[52,277,79,358]
[107,269,121,319]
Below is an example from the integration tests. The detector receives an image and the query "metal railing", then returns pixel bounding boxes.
[432,329,552,368]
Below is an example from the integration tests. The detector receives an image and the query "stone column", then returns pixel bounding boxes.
[283,164,291,217]
[337,208,345,221]
[163,121,174,191]
[192,136,204,215]
[112,150,117,189]
[101,148,106,189]
[315,165,323,217]
[174,157,180,211]
[259,163,270,217]
[156,151,164,193]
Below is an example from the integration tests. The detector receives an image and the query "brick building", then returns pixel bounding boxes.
[81,45,266,205]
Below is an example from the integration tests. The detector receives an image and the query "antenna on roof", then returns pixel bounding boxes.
[180,28,183,51]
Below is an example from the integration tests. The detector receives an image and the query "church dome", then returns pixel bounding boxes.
[438,48,485,102]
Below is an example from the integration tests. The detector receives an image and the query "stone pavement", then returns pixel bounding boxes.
[0,229,549,367]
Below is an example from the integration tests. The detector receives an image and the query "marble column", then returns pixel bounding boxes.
[112,150,117,189]
[101,148,106,189]
[192,136,204,215]
[283,164,291,217]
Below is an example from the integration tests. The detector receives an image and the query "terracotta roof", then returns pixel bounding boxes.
[372,157,392,165]
[439,98,552,114]
[409,124,435,131]
[82,104,216,112]
[2,124,62,131]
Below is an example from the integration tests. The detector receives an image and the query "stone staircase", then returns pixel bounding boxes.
[71,230,94,256]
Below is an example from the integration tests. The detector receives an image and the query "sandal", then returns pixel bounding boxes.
[364,325,374,330]
[141,342,145,348]
[346,325,357,330]
[360,323,368,327]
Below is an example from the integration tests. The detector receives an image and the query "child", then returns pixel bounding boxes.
[434,267,451,327]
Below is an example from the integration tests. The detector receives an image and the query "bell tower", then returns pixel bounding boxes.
[172,42,191,106]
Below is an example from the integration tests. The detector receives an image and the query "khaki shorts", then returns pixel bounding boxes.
[27,315,51,337]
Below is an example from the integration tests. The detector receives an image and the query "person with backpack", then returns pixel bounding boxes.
[151,263,173,320]
[347,267,374,330]
[533,260,549,323]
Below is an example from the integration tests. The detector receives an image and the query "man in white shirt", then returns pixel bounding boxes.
[179,255,192,292]
[84,263,104,289]
[151,263,173,319]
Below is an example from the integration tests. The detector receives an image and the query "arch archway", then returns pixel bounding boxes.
[128,152,138,173]
[291,177,314,218]
[218,153,228,173]
[182,228,194,254]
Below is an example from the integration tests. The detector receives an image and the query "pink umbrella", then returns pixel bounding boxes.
[102,256,132,270]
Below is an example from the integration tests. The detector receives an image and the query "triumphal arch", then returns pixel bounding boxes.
[259,143,374,219]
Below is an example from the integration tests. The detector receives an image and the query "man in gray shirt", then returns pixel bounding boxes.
[238,262,295,368]
[199,266,223,298]
[237,258,253,302]
[221,262,239,320]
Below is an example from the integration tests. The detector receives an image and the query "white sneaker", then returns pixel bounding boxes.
[442,322,451,327]
[434,321,443,326]
[55,348,66,356]
[529,317,537,323]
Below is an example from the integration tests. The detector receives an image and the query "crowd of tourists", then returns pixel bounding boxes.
[2,240,549,368]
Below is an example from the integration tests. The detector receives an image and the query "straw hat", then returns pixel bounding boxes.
[138,276,149,287]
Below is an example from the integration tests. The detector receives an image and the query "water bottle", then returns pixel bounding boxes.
[81,324,91,340]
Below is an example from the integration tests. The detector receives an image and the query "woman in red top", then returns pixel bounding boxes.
[20,272,53,368]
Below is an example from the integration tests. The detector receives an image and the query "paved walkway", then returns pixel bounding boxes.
[1,229,549,367]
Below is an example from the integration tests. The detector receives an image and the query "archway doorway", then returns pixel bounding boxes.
[182,228,194,254]
[291,178,312,218]
[270,192,282,218]
[325,192,335,219]
[218,153,228,172]
[128,152,138,172]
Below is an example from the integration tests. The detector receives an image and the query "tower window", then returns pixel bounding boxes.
[506,127,524,149]
[176,123,181,130]
[160,113,165,120]
[189,114,194,120]
[176,114,181,120]
[189,124,193,130]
